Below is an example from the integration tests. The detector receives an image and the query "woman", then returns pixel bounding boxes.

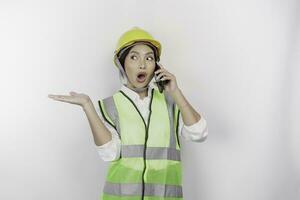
[48,26,208,200]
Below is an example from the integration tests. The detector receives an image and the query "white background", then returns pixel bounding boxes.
[0,0,299,199]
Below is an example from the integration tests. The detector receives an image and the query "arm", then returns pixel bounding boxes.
[48,91,115,148]
[94,107,121,161]
[179,113,208,142]
[155,65,202,127]
[171,88,201,126]
[82,99,113,146]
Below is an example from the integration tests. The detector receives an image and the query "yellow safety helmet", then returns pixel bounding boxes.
[113,26,162,68]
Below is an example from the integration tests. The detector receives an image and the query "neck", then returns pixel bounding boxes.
[126,84,148,100]
[138,89,148,100]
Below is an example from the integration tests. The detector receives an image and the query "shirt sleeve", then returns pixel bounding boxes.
[178,112,208,142]
[94,106,121,162]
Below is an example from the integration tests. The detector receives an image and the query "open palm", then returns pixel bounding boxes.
[48,91,91,107]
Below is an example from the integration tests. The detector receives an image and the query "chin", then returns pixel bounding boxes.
[135,81,150,88]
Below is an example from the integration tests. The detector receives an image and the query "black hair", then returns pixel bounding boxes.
[117,42,159,70]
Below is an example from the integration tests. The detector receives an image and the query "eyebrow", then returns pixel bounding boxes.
[130,50,154,55]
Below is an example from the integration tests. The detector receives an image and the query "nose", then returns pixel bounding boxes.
[139,60,146,69]
[139,65,146,69]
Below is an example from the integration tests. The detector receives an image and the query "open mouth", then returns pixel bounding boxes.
[136,72,147,83]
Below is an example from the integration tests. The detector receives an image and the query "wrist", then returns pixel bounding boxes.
[170,88,182,98]
[82,99,93,111]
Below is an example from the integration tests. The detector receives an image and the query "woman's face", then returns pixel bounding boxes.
[124,43,156,89]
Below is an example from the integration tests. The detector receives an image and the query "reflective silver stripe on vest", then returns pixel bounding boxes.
[121,145,181,161]
[164,92,177,148]
[103,96,121,138]
[104,182,183,197]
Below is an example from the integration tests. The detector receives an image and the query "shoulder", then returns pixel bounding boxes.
[98,90,120,103]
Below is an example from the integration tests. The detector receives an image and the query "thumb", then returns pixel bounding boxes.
[69,91,77,96]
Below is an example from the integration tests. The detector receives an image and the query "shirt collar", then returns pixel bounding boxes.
[120,82,157,102]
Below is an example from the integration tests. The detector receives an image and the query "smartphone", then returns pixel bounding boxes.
[154,62,170,93]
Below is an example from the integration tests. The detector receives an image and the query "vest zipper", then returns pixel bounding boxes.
[119,88,155,199]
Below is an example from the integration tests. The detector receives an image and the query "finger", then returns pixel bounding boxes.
[157,73,167,80]
[49,95,74,102]
[162,71,174,78]
[51,97,73,103]
[48,94,60,99]
[70,91,78,96]
[50,94,72,98]
[160,68,171,75]
[158,63,165,69]
[154,67,167,74]
[154,69,163,75]
[156,73,164,80]
[157,71,171,80]
[156,70,166,78]
[162,73,175,80]
[160,76,172,81]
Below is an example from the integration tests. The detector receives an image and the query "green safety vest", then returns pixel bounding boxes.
[98,87,183,200]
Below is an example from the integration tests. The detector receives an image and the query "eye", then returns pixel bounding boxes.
[130,55,137,60]
[147,56,154,61]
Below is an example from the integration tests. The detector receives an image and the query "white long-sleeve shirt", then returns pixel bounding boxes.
[95,83,208,161]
